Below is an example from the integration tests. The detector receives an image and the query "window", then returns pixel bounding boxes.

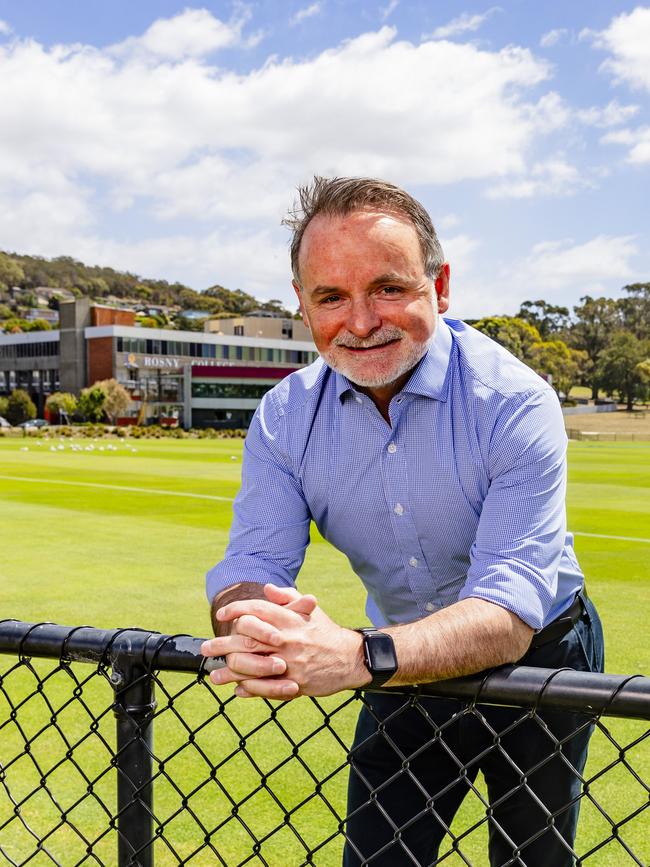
[192,382,272,399]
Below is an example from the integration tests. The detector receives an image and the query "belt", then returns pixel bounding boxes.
[528,589,587,650]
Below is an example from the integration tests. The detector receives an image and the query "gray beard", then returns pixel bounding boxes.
[322,329,434,389]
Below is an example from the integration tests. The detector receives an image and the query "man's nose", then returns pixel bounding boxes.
[345,298,381,337]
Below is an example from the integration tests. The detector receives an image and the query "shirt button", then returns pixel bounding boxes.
[355,396,362,404]
[394,503,404,516]
[425,602,437,612]
[387,443,397,453]
[409,557,418,567]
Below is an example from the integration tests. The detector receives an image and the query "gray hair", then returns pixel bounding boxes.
[283,176,445,285]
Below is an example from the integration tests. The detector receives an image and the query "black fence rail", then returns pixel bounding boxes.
[0,620,648,866]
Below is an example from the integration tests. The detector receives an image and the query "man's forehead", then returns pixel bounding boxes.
[303,207,416,240]
[299,207,421,270]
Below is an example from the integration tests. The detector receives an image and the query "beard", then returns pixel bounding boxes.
[320,319,436,389]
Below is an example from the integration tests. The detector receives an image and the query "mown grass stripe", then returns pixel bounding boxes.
[2,474,649,544]
[573,531,650,545]
[0,474,234,502]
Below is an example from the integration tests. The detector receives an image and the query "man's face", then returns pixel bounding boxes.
[294,208,450,399]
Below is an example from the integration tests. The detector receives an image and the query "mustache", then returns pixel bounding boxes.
[332,326,404,349]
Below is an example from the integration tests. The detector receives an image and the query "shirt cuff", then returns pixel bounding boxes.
[206,555,297,603]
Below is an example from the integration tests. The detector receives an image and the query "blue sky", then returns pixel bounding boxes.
[0,1,648,318]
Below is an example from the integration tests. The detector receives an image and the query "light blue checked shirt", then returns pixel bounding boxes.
[207,318,584,630]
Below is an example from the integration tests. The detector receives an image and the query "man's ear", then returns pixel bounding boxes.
[434,263,451,314]
[293,280,310,329]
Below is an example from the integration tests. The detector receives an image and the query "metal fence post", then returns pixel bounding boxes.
[112,655,156,867]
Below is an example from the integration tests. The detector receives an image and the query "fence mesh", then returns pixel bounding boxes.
[0,621,648,866]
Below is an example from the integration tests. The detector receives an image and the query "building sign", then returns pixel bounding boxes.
[143,356,181,368]
[124,354,227,369]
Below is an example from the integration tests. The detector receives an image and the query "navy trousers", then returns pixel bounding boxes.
[343,596,605,867]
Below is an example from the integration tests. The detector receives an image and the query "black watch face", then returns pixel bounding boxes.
[367,633,397,673]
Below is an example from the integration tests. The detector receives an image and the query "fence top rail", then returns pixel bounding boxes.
[1,619,649,720]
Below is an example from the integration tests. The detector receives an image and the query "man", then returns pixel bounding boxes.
[201,177,604,865]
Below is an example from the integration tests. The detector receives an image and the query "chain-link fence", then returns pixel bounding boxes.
[1,620,648,866]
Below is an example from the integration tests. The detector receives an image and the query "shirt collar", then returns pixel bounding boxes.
[334,316,453,403]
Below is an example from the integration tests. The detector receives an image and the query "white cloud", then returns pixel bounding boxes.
[539,28,567,48]
[290,3,322,26]
[602,126,650,165]
[437,214,461,231]
[110,7,251,60]
[509,234,639,293]
[428,8,501,40]
[589,7,650,92]
[380,0,400,21]
[0,19,12,36]
[576,100,639,128]
[0,15,566,297]
[486,157,590,199]
[450,233,641,318]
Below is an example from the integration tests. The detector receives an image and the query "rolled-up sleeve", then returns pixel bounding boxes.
[205,395,311,603]
[458,388,567,629]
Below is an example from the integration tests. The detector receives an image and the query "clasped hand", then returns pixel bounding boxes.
[200,584,367,699]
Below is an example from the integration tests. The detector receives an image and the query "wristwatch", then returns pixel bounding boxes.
[355,628,398,688]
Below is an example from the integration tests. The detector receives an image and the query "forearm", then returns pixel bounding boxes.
[384,597,533,687]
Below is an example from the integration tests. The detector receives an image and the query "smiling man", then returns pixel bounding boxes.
[202,177,604,866]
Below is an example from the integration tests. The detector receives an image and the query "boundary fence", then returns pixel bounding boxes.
[1,620,649,866]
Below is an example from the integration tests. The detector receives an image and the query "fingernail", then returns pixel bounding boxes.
[200,641,211,655]
[271,657,285,674]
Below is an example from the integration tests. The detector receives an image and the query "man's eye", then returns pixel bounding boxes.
[380,286,403,295]
[321,295,342,305]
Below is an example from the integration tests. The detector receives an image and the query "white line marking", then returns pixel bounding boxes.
[1,475,648,542]
[0,474,234,502]
[574,531,650,545]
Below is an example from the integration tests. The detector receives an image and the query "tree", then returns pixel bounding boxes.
[97,379,130,423]
[45,392,78,423]
[596,331,650,411]
[77,385,107,422]
[472,317,541,362]
[617,283,649,340]
[0,396,8,417]
[527,340,586,397]
[0,253,25,289]
[5,389,36,425]
[569,296,620,398]
[517,300,571,339]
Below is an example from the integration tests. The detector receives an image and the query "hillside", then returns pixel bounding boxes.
[0,251,293,329]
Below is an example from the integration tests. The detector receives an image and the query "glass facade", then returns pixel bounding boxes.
[116,336,316,365]
[0,341,59,359]
[192,381,273,400]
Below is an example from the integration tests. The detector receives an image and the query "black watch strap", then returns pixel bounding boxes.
[355,627,398,689]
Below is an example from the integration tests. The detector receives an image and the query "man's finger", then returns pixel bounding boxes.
[201,631,278,658]
[234,677,300,700]
[217,598,303,628]
[264,583,318,616]
[209,653,287,684]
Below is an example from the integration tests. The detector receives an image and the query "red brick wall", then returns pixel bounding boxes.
[87,337,114,385]
[91,306,135,326]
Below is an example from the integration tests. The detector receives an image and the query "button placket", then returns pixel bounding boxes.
[381,422,429,608]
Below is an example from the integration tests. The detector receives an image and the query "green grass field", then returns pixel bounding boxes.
[0,436,648,865]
